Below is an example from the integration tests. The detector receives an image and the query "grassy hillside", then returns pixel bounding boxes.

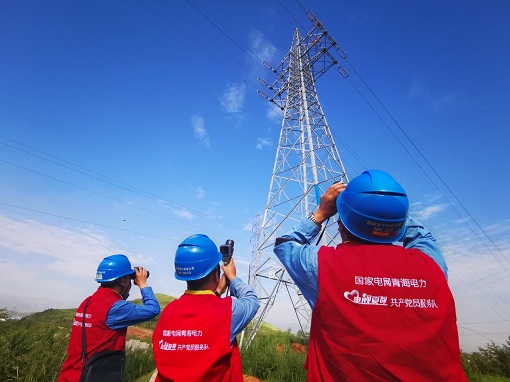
[1,302,509,382]
[130,293,177,331]
[130,293,177,308]
[13,307,76,327]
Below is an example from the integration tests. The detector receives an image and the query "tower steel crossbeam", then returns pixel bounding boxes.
[243,16,349,348]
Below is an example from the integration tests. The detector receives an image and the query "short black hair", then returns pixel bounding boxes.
[187,264,220,290]
[100,274,130,288]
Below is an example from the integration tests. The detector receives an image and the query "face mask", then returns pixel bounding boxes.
[118,278,131,300]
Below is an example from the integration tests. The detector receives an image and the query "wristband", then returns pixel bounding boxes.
[308,213,322,228]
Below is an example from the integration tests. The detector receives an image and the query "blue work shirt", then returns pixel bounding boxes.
[274,216,447,309]
[106,286,161,329]
[225,277,260,344]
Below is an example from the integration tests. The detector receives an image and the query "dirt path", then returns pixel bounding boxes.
[127,325,153,339]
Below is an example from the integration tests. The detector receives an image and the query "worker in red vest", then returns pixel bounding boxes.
[152,234,259,382]
[59,254,160,382]
[274,170,468,381]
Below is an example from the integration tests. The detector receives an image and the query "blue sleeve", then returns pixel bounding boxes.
[106,287,161,329]
[229,277,260,344]
[273,219,321,309]
[399,216,448,279]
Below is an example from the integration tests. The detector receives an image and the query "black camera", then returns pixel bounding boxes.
[219,239,234,265]
[131,267,150,279]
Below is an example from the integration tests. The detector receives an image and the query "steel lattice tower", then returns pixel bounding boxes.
[243,14,350,348]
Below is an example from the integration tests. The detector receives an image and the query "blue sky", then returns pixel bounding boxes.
[1,0,509,352]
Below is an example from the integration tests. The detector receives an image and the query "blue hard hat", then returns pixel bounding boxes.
[174,234,222,281]
[95,254,135,282]
[337,170,409,244]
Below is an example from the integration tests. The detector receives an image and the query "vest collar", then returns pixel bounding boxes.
[184,290,215,295]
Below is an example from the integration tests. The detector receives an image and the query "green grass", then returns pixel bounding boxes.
[476,376,510,382]
[2,300,510,382]
[241,330,307,382]
[130,293,177,331]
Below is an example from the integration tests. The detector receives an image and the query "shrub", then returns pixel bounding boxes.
[2,308,510,382]
[241,330,307,382]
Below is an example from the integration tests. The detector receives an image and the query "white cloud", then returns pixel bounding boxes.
[195,187,205,199]
[256,137,272,150]
[418,215,510,351]
[191,115,210,147]
[157,199,173,209]
[249,29,279,65]
[0,214,190,312]
[0,214,116,276]
[407,77,427,99]
[0,214,124,310]
[481,220,510,236]
[440,232,510,351]
[266,105,282,122]
[219,83,246,114]
[173,209,194,220]
[412,203,448,221]
[349,12,371,23]
[407,75,462,113]
[205,202,219,217]
[431,94,458,113]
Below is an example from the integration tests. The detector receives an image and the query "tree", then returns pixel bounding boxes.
[0,307,10,321]
[463,336,510,378]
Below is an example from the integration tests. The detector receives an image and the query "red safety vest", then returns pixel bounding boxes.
[306,242,467,382]
[152,291,243,382]
[58,287,126,382]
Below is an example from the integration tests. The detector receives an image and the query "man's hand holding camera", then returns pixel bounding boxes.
[133,266,149,288]
[314,182,347,224]
[216,258,237,296]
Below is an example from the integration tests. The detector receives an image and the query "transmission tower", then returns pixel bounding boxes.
[243,13,350,348]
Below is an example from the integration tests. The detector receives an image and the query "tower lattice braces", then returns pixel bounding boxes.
[242,12,350,348]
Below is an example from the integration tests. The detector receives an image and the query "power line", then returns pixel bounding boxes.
[458,325,507,346]
[445,244,510,319]
[0,202,177,242]
[274,0,510,336]
[2,1,508,340]
[173,0,510,305]
[342,58,510,274]
[139,0,264,95]
[0,138,247,233]
[185,0,267,72]
[1,158,252,245]
[278,4,510,279]
[278,2,507,266]
[459,319,510,325]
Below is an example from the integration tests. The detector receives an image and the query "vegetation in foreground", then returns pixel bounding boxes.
[0,304,509,381]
